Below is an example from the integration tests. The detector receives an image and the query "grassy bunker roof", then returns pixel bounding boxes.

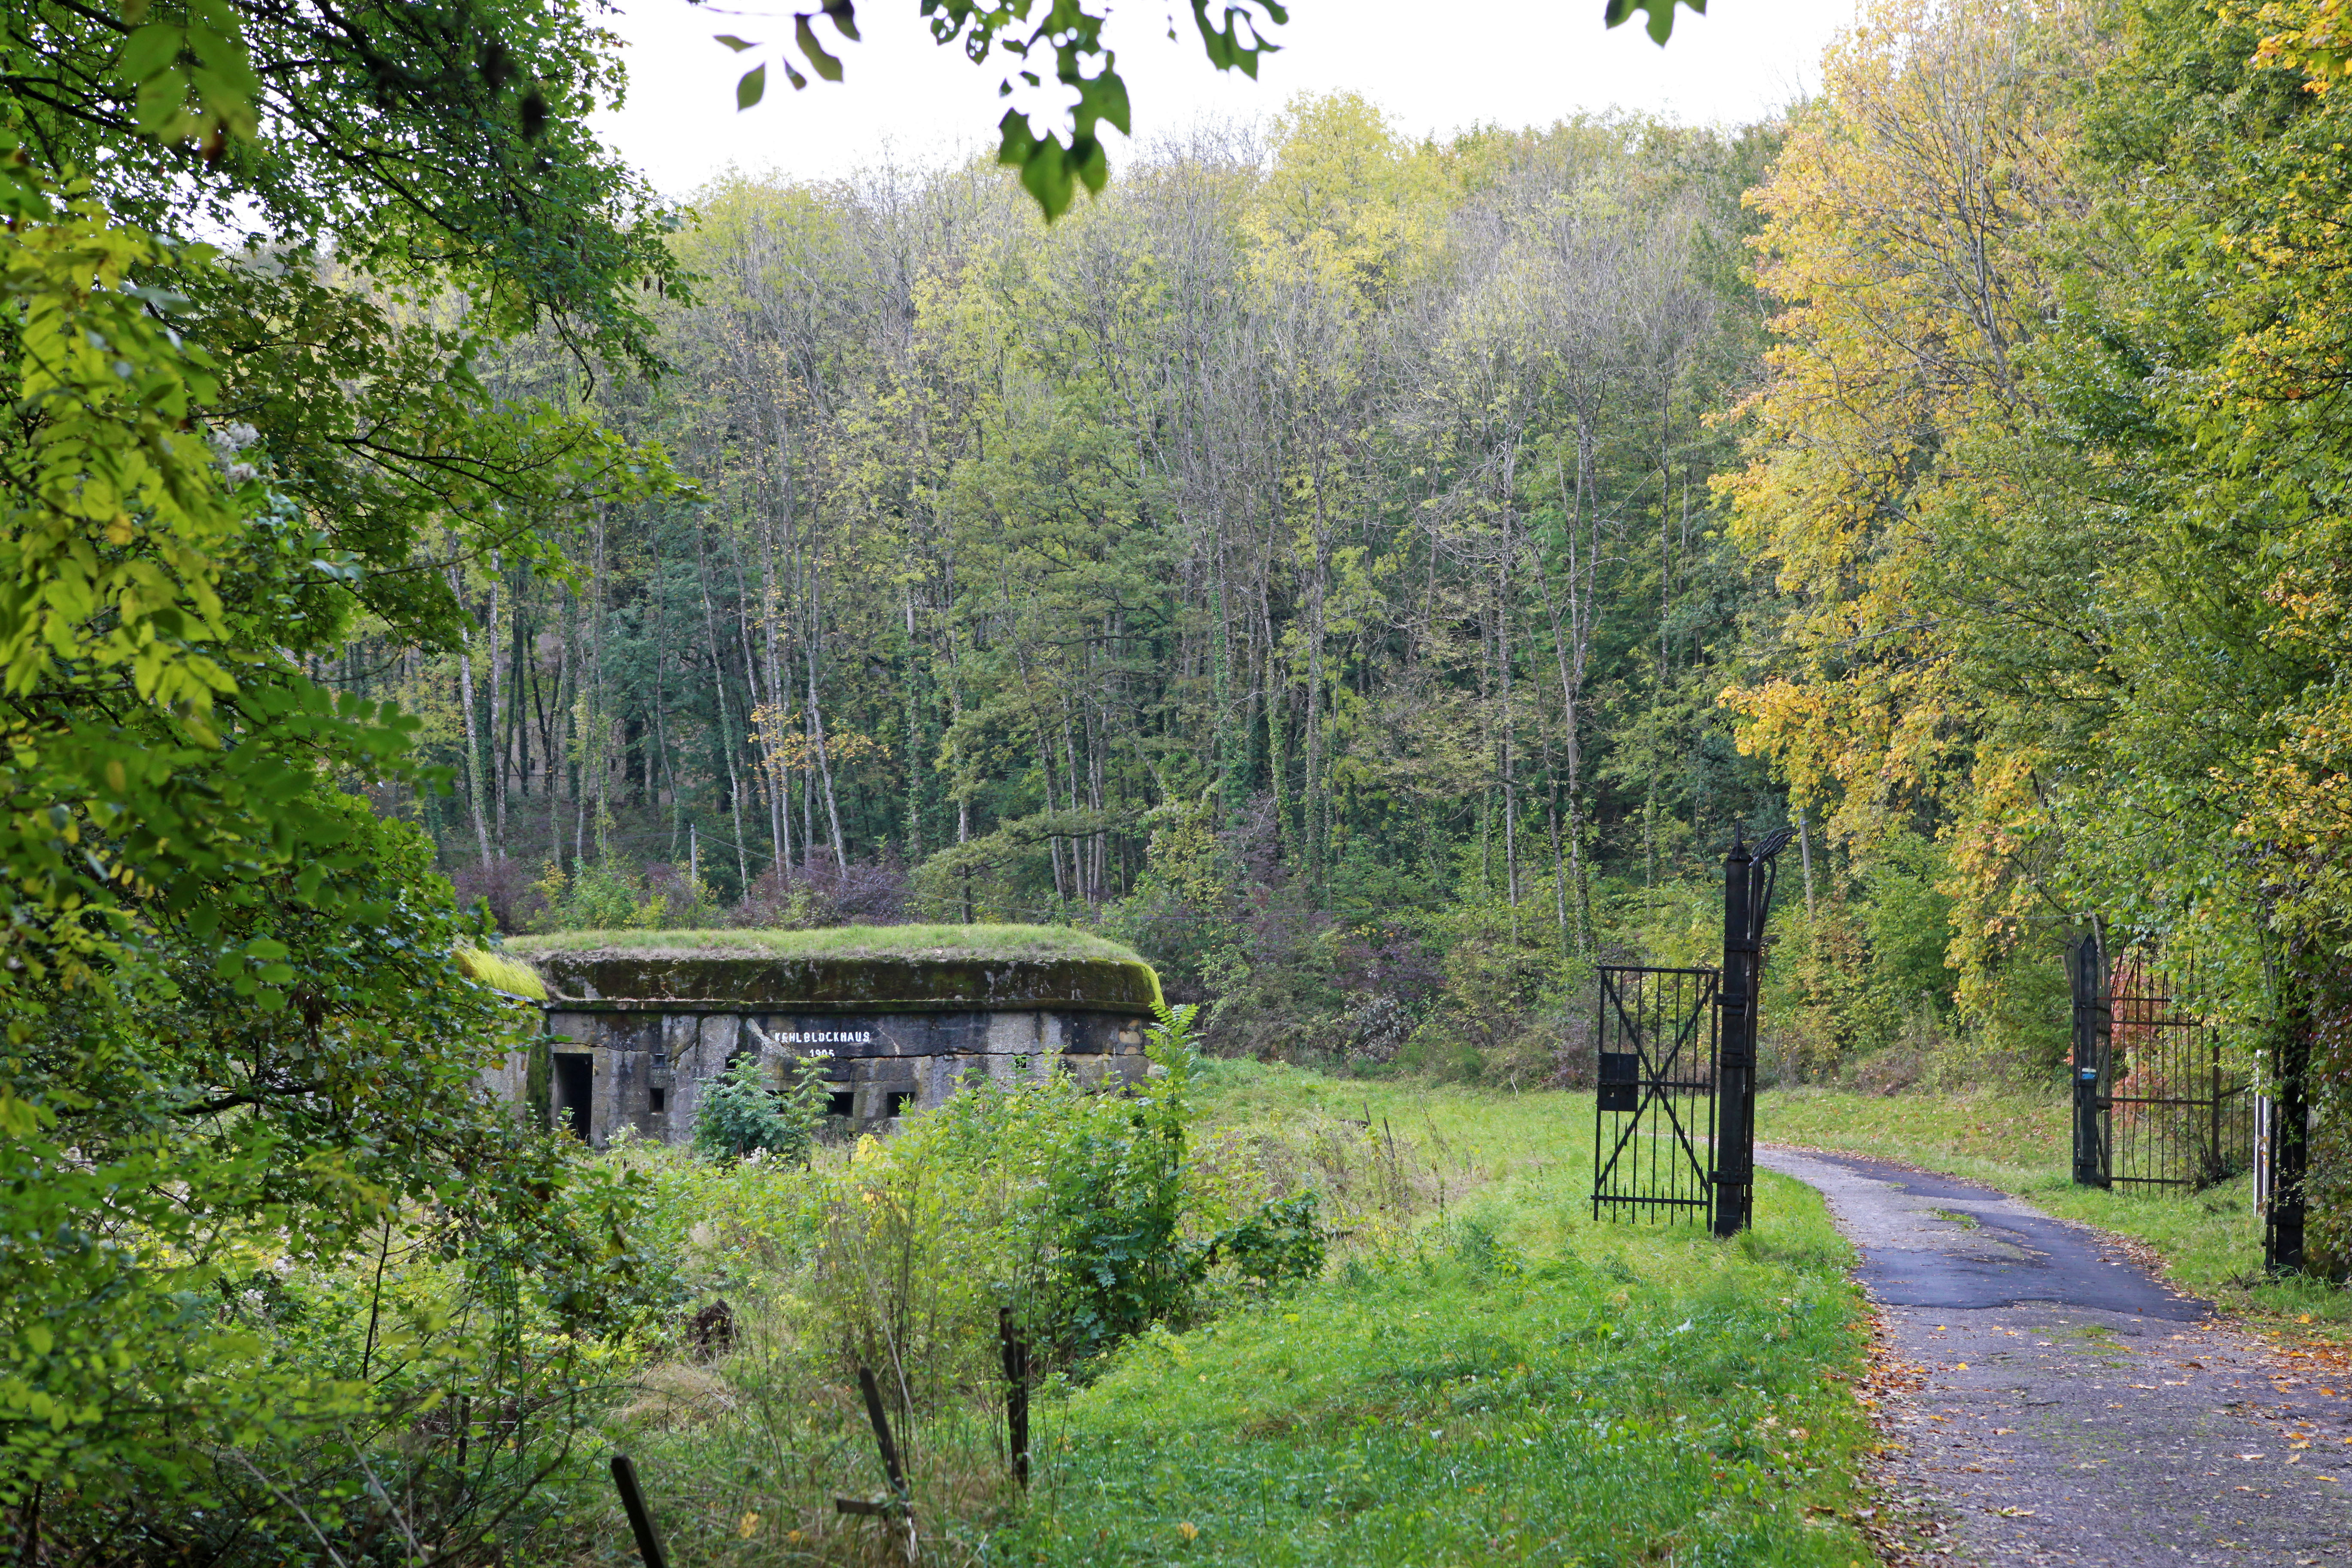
[507,924,1163,1014]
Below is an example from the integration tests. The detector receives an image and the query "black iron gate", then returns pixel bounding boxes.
[1592,827,1795,1233]
[1592,965,1721,1222]
[2070,934,2252,1191]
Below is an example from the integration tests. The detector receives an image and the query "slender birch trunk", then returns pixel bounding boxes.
[449,565,493,871]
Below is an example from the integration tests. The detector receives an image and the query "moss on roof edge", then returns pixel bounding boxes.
[525,948,1162,1015]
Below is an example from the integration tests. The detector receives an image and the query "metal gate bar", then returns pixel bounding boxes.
[2072,936,2252,1192]
[1591,965,1720,1222]
[2107,953,2251,1190]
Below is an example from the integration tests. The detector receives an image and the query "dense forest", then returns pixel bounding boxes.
[373,0,2352,1215]
[376,103,1849,1076]
[11,0,2352,1554]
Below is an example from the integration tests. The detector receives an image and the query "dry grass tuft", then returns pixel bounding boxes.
[618,1362,738,1429]
[452,944,546,1000]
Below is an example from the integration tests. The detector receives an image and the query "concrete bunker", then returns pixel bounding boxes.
[505,927,1162,1148]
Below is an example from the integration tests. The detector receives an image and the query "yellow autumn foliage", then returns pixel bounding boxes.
[1718,0,2106,1007]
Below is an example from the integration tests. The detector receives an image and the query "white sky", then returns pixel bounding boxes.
[589,0,1859,198]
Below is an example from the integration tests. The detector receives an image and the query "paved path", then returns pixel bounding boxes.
[1759,1147,2352,1565]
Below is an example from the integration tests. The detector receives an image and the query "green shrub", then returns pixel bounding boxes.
[691,1054,826,1162]
[1205,1190,1326,1290]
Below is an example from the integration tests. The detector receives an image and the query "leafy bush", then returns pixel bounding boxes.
[5,802,686,1559]
[1205,1190,1326,1290]
[531,858,722,932]
[691,1054,827,1161]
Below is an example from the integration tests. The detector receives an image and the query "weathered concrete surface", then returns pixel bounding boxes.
[1762,1147,2352,1565]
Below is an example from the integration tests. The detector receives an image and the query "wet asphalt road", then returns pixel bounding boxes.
[1760,1147,2352,1565]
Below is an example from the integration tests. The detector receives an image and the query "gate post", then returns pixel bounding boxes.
[1714,832,1758,1238]
[2264,991,2311,1275]
[2068,932,2110,1188]
[1713,824,1794,1237]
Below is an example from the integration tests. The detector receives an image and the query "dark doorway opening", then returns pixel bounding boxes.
[553,1053,592,1142]
[827,1090,857,1119]
[649,1087,666,1115]
[882,1090,913,1120]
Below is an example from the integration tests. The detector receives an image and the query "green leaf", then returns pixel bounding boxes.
[999,112,1078,220]
[134,68,189,134]
[736,63,766,108]
[185,21,249,74]
[795,15,843,82]
[1602,0,1701,46]
[1190,1,1284,77]
[714,33,759,52]
[120,24,184,85]
[1074,70,1131,140]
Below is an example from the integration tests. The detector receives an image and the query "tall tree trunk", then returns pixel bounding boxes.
[1500,562,1520,939]
[1303,477,1330,906]
[488,560,506,853]
[723,520,782,871]
[696,527,753,891]
[1061,695,1088,905]
[1532,451,1597,954]
[576,512,602,860]
[506,576,530,804]
[804,585,848,875]
[449,565,493,871]
[904,586,925,860]
[653,600,682,865]
[1797,805,1818,921]
[1259,571,1291,874]
[553,586,573,873]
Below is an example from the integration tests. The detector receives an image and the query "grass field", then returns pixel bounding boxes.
[1759,1085,2351,1333]
[983,1064,1881,1566]
[612,1067,1887,1566]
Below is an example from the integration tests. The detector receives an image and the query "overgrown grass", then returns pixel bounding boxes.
[603,1068,1884,1565]
[1760,1085,2352,1333]
[506,923,1148,965]
[987,1066,1880,1566]
[452,942,547,998]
